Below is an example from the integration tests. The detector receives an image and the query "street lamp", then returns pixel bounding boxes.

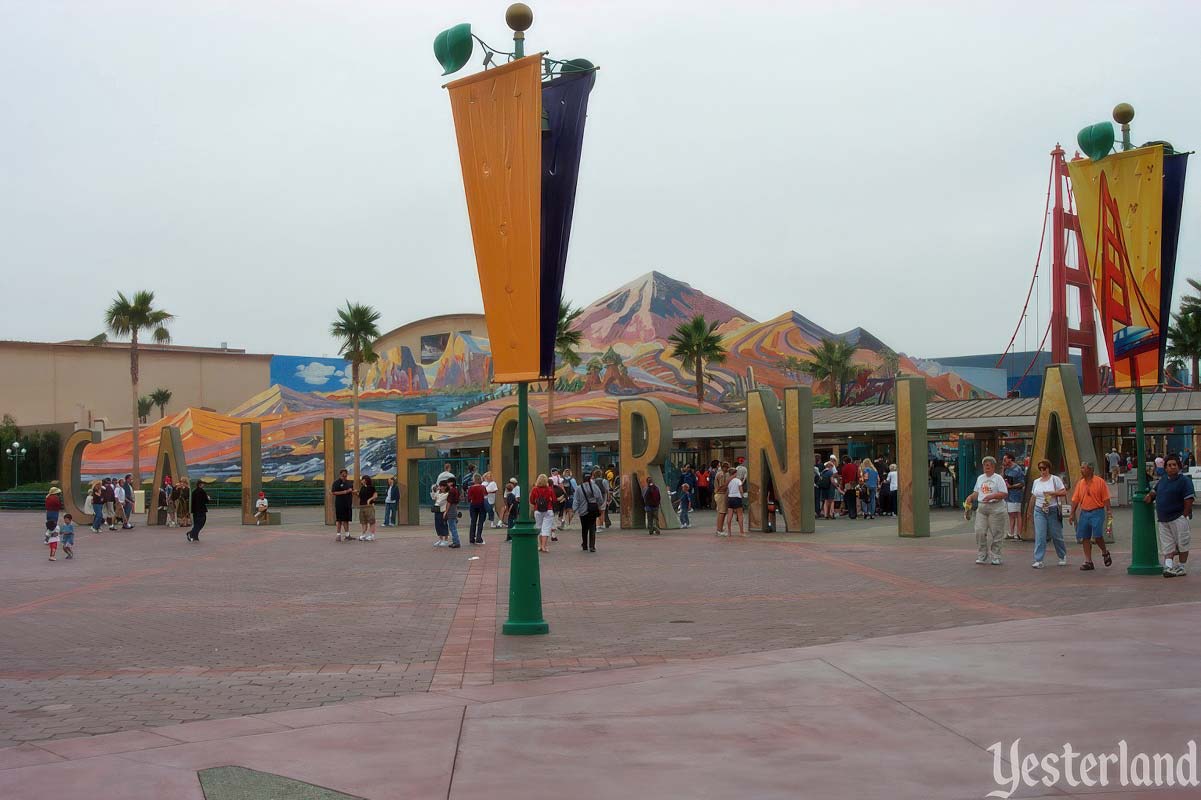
[7,441,27,488]
[436,4,598,636]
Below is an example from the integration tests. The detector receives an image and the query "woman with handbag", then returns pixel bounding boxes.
[1029,460,1069,568]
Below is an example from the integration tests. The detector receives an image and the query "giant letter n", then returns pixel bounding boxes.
[746,387,814,533]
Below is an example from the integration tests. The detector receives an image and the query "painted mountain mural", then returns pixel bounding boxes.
[82,271,991,479]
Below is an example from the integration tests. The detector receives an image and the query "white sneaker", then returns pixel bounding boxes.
[434,540,442,546]
[1031,561,1043,569]
[990,558,1003,566]
[1172,564,1187,576]
[1057,558,1068,567]
[975,556,988,564]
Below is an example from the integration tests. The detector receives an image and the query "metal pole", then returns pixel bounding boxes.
[503,381,549,634]
[1128,386,1161,574]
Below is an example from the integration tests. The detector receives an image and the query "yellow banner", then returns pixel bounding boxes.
[1067,145,1165,389]
[446,55,543,383]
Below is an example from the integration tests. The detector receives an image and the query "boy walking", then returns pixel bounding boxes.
[678,482,693,528]
[60,514,76,559]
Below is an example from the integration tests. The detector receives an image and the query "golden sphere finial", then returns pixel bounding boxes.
[506,3,533,32]
[1113,103,1135,125]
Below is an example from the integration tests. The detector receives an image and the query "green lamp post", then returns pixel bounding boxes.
[1110,103,1161,576]
[436,4,596,634]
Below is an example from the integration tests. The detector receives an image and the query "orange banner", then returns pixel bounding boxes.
[447,55,543,383]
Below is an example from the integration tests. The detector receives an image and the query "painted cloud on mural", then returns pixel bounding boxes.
[271,355,352,393]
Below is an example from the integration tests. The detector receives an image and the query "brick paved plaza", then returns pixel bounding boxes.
[2,504,1198,755]
[4,507,1201,799]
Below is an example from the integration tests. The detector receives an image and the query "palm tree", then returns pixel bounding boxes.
[547,303,583,424]
[802,337,857,407]
[150,388,173,419]
[776,355,806,379]
[1167,309,1201,390]
[137,396,154,424]
[94,292,174,484]
[1178,278,1201,317]
[667,315,728,411]
[330,302,381,482]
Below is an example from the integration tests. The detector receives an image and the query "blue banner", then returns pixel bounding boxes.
[539,70,596,378]
[1160,152,1190,380]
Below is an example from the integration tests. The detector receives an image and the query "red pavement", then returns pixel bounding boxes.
[2,602,1199,799]
[2,504,1200,796]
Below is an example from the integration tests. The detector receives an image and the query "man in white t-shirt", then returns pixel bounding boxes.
[967,456,1009,565]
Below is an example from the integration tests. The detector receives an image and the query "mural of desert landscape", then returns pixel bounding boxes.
[80,271,989,479]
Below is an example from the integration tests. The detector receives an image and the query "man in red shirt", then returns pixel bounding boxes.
[839,456,860,519]
[466,480,488,545]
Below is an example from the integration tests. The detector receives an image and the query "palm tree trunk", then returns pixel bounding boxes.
[547,376,556,425]
[130,330,140,486]
[352,360,361,484]
[695,360,704,411]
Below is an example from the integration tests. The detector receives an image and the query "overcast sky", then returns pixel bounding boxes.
[2,0,1198,361]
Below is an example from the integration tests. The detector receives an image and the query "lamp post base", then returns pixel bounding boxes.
[502,619,550,635]
[503,523,548,636]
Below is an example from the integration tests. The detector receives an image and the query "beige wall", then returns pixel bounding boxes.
[0,341,271,429]
[374,313,487,365]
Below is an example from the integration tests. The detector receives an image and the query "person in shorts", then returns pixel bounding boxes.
[530,474,556,553]
[358,476,378,541]
[1002,452,1026,541]
[1144,454,1194,577]
[59,514,76,559]
[714,462,730,534]
[1069,461,1114,571]
[331,469,355,542]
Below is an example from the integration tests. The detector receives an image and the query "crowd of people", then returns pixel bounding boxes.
[40,472,211,560]
[416,463,618,553]
[814,456,899,521]
[38,446,1192,580]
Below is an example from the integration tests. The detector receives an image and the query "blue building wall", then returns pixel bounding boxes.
[929,352,1084,398]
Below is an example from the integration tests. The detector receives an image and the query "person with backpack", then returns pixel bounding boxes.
[574,469,605,552]
[643,477,662,535]
[551,472,568,532]
[560,468,578,532]
[530,474,556,553]
[817,460,837,519]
